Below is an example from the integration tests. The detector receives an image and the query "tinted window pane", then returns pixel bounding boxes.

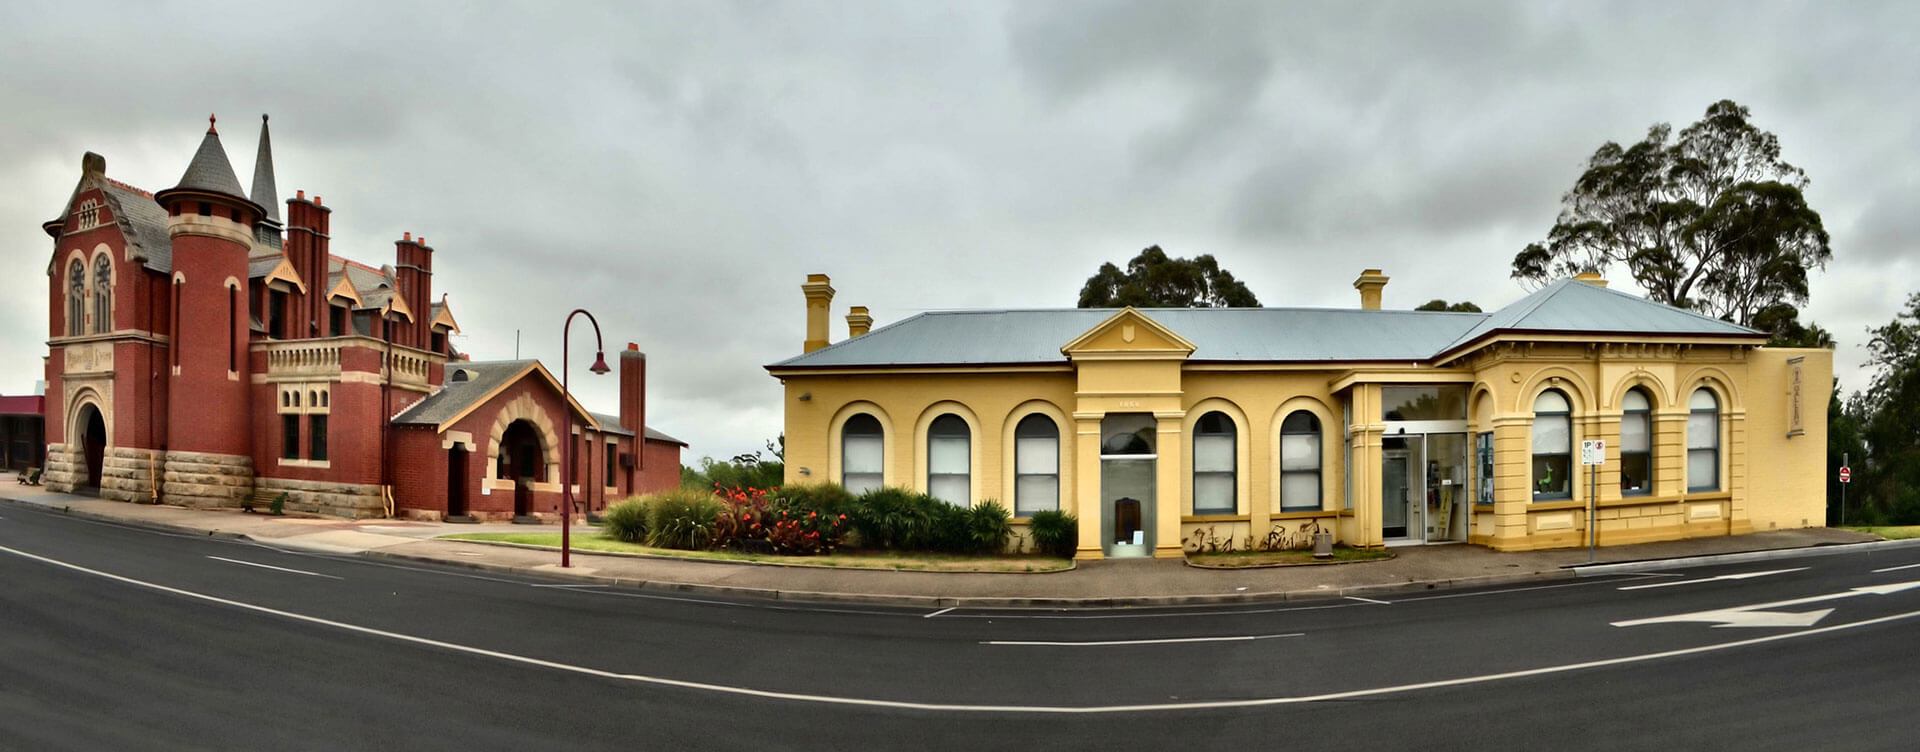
[1382,386,1467,421]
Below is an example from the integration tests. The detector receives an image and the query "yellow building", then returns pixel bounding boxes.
[767,271,1830,559]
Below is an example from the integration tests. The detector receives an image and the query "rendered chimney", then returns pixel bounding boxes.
[846,306,873,338]
[802,274,835,353]
[1353,269,1390,311]
[1573,270,1609,288]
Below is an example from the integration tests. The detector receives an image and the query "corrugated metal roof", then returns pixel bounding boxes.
[770,307,1486,368]
[769,282,1764,370]
[1438,279,1761,356]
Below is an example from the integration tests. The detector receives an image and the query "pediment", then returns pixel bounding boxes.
[1061,307,1195,359]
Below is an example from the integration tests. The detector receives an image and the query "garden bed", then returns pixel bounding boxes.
[441,532,1075,573]
[1185,546,1394,569]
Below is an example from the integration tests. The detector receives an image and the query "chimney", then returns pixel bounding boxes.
[1573,270,1608,288]
[847,306,873,338]
[394,232,432,348]
[619,343,646,472]
[802,273,835,353]
[1353,269,1390,311]
[286,189,331,336]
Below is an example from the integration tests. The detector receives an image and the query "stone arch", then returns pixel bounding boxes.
[1270,395,1337,514]
[1516,366,1597,415]
[486,393,561,485]
[1608,369,1671,412]
[1469,382,1498,428]
[913,400,984,502]
[999,399,1073,516]
[1677,366,1742,410]
[828,400,895,490]
[66,386,109,451]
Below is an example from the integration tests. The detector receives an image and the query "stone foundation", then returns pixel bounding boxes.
[254,476,387,519]
[41,444,84,493]
[162,450,255,509]
[100,448,166,503]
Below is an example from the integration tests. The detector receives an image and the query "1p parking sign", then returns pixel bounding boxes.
[1581,439,1606,466]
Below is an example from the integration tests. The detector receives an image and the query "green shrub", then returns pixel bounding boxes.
[924,500,972,553]
[850,487,938,550]
[963,501,1012,554]
[771,482,855,518]
[1027,510,1078,558]
[644,487,724,550]
[602,498,650,543]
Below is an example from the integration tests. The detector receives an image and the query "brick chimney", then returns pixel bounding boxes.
[1353,269,1390,310]
[802,274,834,353]
[846,306,873,338]
[619,343,646,471]
[394,232,432,348]
[285,190,332,336]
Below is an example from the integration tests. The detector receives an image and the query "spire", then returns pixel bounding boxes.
[171,114,248,199]
[250,114,280,224]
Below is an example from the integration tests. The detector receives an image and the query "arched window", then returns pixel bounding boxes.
[92,257,112,334]
[67,260,85,336]
[1620,389,1653,496]
[1688,388,1720,492]
[1013,414,1060,516]
[927,414,970,505]
[1531,390,1572,500]
[1192,411,1236,514]
[841,414,884,495]
[1279,411,1322,511]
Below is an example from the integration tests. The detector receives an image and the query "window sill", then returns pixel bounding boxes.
[1598,494,1681,508]
[277,459,331,469]
[1185,513,1247,523]
[1684,491,1732,503]
[1272,509,1331,519]
[1528,500,1584,511]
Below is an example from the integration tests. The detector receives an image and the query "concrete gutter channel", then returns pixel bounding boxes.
[7,496,1913,610]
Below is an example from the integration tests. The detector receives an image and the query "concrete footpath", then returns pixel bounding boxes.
[1,485,1888,607]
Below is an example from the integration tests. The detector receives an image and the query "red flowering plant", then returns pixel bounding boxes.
[761,500,848,556]
[710,484,775,554]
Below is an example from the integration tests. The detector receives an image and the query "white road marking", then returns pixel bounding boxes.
[1872,562,1920,574]
[8,541,1920,714]
[1613,580,1920,629]
[983,633,1302,647]
[924,607,955,618]
[206,556,342,580]
[1345,596,1392,605]
[1617,567,1808,591]
[530,584,604,589]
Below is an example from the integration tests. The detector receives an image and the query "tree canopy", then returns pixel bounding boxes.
[1415,299,1482,313]
[1078,246,1259,308]
[1513,100,1832,328]
[1833,293,1920,525]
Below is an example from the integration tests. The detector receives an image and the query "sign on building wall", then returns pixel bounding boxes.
[1787,356,1806,437]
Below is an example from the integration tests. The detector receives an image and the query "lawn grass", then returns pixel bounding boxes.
[1186,546,1394,568]
[440,532,1074,572]
[1845,525,1920,540]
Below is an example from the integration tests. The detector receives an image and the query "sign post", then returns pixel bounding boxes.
[1839,453,1851,527]
[1581,439,1606,563]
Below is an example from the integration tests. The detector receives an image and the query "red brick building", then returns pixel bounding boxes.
[39,115,683,520]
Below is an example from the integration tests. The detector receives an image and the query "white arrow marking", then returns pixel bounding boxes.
[1617,567,1807,591]
[1613,580,1920,629]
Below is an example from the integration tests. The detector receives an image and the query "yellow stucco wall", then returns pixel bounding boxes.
[774,314,1832,559]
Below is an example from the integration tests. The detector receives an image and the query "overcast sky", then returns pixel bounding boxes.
[3,1,1914,462]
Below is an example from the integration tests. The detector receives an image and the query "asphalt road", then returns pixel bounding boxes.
[2,501,1917,751]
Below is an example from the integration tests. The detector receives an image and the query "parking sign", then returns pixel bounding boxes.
[1581,439,1605,466]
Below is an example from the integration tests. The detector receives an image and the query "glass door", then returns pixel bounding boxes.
[1100,413,1157,558]
[1382,435,1423,543]
[1425,433,1469,543]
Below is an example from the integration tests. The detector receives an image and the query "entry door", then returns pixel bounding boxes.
[1382,451,1410,539]
[1101,459,1154,558]
[1425,433,1469,543]
[447,446,469,517]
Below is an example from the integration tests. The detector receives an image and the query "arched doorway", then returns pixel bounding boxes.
[446,444,471,520]
[76,404,106,494]
[498,420,543,520]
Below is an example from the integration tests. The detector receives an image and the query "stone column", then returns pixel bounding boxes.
[1153,411,1185,559]
[1072,413,1104,560]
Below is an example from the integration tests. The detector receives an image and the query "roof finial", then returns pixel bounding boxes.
[208,113,217,134]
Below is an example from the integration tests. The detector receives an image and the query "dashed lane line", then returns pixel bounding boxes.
[5,541,1918,714]
[206,556,343,580]
[983,633,1302,647]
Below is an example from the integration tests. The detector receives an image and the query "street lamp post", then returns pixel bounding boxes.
[561,309,611,568]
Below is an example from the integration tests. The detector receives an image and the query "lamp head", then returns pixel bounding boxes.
[589,351,611,375]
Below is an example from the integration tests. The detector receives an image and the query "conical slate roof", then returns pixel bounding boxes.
[172,117,248,199]
[250,115,279,222]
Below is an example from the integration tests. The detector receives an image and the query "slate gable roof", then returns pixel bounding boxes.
[768,281,1765,370]
[392,361,686,447]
